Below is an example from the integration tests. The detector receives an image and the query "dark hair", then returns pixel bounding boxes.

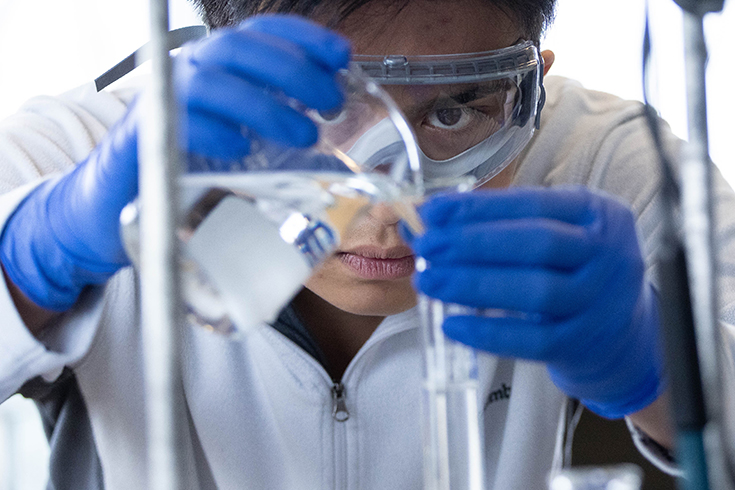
[189,0,557,41]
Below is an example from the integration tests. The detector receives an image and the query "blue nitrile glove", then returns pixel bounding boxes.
[411,186,665,419]
[0,14,350,311]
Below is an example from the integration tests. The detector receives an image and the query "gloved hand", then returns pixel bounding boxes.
[411,186,665,419]
[0,14,350,311]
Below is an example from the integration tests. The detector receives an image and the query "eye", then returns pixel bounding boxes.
[426,107,472,130]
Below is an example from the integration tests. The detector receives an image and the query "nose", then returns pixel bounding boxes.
[368,203,401,225]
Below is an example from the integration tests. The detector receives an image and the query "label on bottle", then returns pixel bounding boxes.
[185,196,312,332]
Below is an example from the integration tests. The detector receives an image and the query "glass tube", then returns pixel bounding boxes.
[121,67,423,338]
[420,295,485,490]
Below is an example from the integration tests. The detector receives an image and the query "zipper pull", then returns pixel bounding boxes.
[331,382,350,422]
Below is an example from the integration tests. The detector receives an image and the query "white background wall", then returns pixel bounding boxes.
[0,0,732,488]
[543,0,734,182]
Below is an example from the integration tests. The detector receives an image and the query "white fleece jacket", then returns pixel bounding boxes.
[2,75,734,489]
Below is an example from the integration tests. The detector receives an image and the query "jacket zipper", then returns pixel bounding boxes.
[332,382,350,422]
[265,317,418,490]
[333,381,349,490]
[325,322,416,489]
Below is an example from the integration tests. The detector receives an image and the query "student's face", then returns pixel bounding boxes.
[303,0,524,316]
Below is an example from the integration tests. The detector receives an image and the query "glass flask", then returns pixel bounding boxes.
[120,67,423,337]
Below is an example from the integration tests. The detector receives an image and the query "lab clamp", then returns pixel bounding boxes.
[642,0,733,490]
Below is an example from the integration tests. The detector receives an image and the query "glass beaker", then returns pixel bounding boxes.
[120,66,423,337]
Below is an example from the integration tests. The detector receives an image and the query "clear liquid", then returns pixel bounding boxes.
[122,171,422,336]
[419,296,484,490]
[422,381,483,490]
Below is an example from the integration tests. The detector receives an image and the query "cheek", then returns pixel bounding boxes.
[477,159,518,189]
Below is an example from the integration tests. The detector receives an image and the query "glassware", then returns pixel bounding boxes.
[420,298,484,490]
[120,67,423,337]
[416,167,485,490]
[548,464,643,490]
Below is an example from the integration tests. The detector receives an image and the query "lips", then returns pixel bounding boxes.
[338,246,415,280]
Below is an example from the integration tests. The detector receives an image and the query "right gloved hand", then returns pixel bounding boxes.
[0,14,351,311]
[410,187,665,419]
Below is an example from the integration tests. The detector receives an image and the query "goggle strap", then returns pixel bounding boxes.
[94,25,208,92]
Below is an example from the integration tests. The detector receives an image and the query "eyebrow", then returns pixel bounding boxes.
[402,81,510,119]
[448,82,508,104]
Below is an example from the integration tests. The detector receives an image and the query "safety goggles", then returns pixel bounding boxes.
[96,30,543,192]
[348,41,545,190]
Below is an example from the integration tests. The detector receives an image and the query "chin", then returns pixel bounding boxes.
[306,276,418,317]
[341,295,417,317]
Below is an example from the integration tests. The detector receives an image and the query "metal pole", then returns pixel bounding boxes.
[138,0,186,488]
[678,10,730,490]
[680,10,720,428]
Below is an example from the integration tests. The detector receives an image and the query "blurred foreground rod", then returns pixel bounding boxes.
[678,6,735,490]
[138,0,187,488]
[645,0,731,489]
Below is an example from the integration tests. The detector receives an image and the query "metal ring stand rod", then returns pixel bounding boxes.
[667,1,729,488]
[678,9,733,490]
[138,0,186,488]
[644,1,728,487]
[679,9,721,433]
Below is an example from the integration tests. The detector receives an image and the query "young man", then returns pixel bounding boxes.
[1,0,733,488]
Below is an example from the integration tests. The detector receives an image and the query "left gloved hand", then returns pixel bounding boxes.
[0,14,350,312]
[411,186,665,419]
